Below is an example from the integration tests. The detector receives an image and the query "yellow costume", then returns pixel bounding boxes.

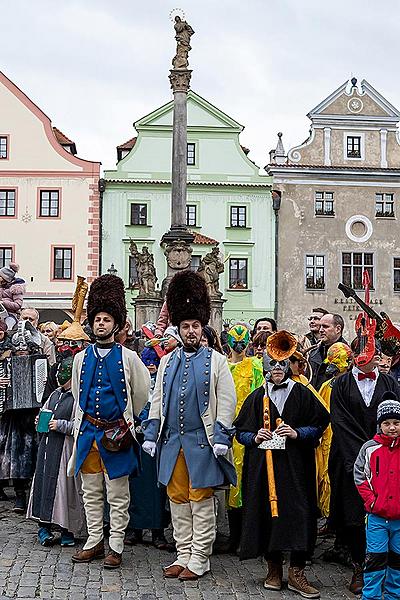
[228,357,263,507]
[316,379,333,516]
[291,373,331,516]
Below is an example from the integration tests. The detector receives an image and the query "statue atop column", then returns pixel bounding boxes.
[198,246,224,298]
[172,16,195,70]
[129,241,158,296]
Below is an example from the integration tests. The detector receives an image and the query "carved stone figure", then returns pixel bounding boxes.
[164,240,193,271]
[172,16,195,70]
[198,246,224,297]
[129,241,157,296]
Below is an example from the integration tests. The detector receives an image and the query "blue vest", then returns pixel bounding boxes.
[157,346,227,489]
[75,344,140,480]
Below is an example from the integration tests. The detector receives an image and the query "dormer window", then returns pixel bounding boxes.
[347,136,361,158]
[0,136,8,159]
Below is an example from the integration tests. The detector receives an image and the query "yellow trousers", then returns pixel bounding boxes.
[81,441,106,474]
[167,449,213,504]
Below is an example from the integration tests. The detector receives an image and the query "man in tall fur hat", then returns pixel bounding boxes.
[67,274,150,569]
[142,270,237,581]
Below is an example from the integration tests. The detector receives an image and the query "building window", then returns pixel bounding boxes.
[53,247,73,280]
[347,136,361,158]
[305,255,325,290]
[0,247,12,268]
[129,256,139,289]
[190,255,202,272]
[0,189,16,217]
[0,137,7,159]
[375,193,394,217]
[187,143,196,166]
[229,258,248,289]
[130,204,147,225]
[230,206,247,227]
[315,192,334,216]
[394,258,400,292]
[39,190,60,217]
[342,252,374,290]
[186,205,197,227]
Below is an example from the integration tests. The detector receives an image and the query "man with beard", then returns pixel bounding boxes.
[234,331,329,599]
[67,275,150,569]
[142,270,236,581]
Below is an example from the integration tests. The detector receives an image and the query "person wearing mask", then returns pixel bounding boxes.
[234,331,329,598]
[309,314,346,390]
[225,324,264,554]
[20,309,56,366]
[305,308,328,346]
[142,271,236,581]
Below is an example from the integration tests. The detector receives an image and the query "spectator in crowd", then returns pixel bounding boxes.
[305,308,328,346]
[354,396,400,600]
[251,317,277,338]
[0,263,26,329]
[378,354,392,375]
[309,314,345,389]
[20,308,56,366]
[125,346,173,551]
[27,355,85,547]
[41,322,58,343]
[201,325,224,354]
[252,330,269,360]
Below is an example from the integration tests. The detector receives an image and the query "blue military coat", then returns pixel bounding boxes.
[143,346,236,488]
[75,344,140,480]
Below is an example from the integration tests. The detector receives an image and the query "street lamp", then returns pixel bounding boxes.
[107,263,117,275]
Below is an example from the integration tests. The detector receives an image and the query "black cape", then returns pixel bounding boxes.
[329,371,399,528]
[234,383,330,559]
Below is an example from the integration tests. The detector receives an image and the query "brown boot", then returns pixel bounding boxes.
[349,563,363,595]
[103,550,122,569]
[263,561,283,591]
[288,567,320,599]
[163,564,185,578]
[178,567,200,581]
[71,541,104,563]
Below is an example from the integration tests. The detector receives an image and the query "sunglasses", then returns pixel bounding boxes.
[308,316,321,321]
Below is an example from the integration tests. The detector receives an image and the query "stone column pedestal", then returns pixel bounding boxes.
[210,296,226,334]
[133,296,163,330]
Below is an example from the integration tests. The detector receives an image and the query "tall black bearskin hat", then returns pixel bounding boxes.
[87,274,127,331]
[166,270,211,327]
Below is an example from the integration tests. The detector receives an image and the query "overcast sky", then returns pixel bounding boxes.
[3,0,400,172]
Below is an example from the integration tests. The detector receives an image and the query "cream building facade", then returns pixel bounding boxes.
[267,78,400,337]
[0,70,100,321]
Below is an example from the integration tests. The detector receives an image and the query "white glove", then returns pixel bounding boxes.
[142,441,156,457]
[213,443,229,458]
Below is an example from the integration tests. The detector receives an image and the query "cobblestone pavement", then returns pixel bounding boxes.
[0,501,358,600]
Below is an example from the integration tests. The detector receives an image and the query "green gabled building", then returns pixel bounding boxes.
[102,90,275,327]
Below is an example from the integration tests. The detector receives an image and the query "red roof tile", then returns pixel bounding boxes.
[191,231,218,245]
[117,137,137,150]
[53,126,75,145]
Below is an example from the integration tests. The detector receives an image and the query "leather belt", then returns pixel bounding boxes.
[84,414,123,430]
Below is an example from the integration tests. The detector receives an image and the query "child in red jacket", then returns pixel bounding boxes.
[354,393,400,600]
